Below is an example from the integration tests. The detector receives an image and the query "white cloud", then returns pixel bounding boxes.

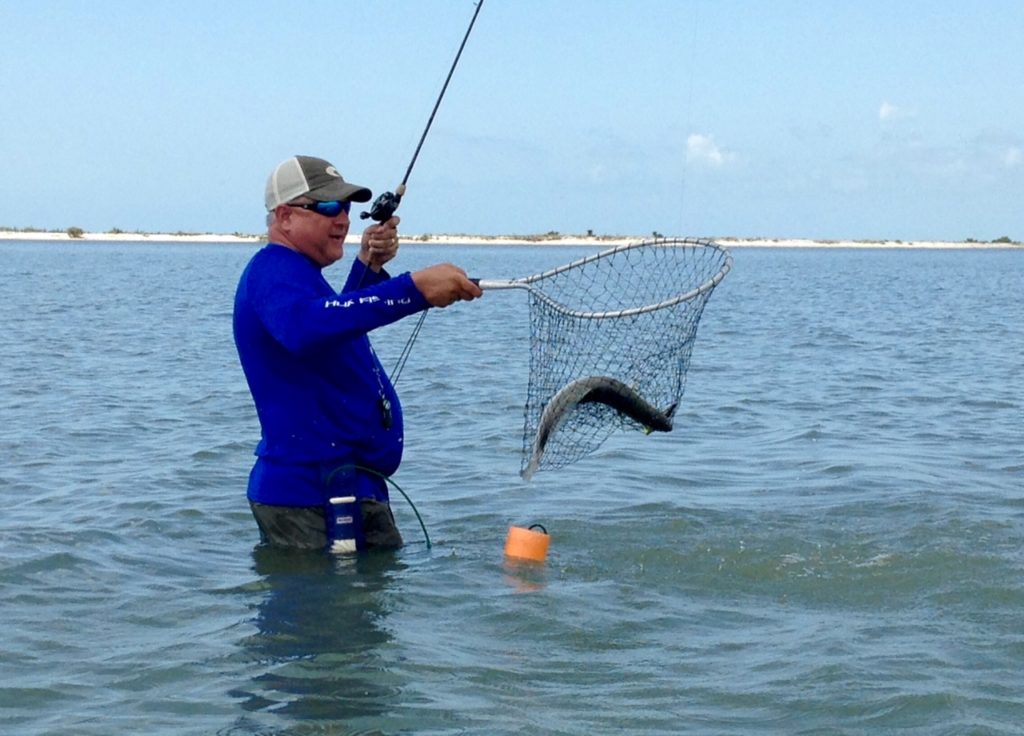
[879,101,900,121]
[686,133,735,167]
[879,101,918,123]
[1004,146,1022,168]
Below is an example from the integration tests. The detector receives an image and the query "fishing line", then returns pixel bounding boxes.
[390,310,428,385]
[677,3,700,238]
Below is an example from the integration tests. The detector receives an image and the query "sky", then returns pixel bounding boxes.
[1,0,1021,242]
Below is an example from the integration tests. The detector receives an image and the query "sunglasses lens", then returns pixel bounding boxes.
[314,201,349,217]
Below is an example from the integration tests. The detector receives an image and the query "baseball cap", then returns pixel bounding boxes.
[264,155,372,210]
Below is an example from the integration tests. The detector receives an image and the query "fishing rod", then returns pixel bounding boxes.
[357,0,484,388]
[361,0,485,223]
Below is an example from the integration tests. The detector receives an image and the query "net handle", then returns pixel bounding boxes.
[472,238,733,320]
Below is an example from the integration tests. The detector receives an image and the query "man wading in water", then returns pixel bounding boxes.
[233,155,481,551]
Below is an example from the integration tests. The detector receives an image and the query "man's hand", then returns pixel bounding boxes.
[359,216,401,271]
[411,264,483,307]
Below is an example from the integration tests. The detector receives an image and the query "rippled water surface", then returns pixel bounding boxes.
[1,241,1022,735]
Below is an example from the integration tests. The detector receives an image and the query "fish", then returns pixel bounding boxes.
[521,375,675,480]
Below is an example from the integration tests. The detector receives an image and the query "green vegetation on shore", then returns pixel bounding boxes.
[416,230,638,243]
[0,225,262,239]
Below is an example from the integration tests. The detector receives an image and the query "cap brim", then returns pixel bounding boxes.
[307,180,373,203]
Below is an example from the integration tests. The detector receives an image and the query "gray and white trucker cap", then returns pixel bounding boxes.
[264,156,372,210]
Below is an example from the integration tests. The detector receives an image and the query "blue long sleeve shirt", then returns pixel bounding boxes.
[233,244,429,502]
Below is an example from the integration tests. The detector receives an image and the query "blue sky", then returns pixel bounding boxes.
[1,0,1021,241]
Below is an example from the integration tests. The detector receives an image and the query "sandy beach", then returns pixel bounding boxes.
[0,229,1018,249]
[0,230,260,243]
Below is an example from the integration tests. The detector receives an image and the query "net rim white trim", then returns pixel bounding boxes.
[477,237,733,320]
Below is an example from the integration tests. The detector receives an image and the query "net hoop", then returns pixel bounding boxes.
[478,238,732,319]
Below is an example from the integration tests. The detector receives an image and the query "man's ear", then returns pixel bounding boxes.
[273,205,293,229]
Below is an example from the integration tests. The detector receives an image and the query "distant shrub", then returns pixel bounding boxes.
[991,236,1013,244]
[67,226,84,239]
[109,227,123,234]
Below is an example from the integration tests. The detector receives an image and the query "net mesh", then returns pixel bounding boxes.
[519,238,731,477]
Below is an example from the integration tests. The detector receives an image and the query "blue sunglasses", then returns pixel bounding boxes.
[288,200,351,217]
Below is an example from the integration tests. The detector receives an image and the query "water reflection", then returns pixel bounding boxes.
[502,557,548,594]
[227,546,405,733]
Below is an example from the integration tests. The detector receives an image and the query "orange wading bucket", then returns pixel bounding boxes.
[504,524,550,562]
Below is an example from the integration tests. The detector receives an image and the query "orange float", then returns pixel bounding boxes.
[504,524,550,562]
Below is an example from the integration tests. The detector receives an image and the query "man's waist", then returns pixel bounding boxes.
[247,456,392,506]
[256,434,402,465]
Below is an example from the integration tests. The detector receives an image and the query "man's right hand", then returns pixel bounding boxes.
[411,264,483,307]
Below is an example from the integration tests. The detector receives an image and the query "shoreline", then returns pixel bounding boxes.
[0,230,1019,249]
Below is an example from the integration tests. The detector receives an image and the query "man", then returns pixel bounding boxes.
[233,155,481,551]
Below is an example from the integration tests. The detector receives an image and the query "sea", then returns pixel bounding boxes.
[1,240,1022,735]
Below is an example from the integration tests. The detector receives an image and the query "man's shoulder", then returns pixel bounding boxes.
[244,244,315,278]
[252,242,298,264]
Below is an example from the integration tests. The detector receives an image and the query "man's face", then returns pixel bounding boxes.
[281,200,351,268]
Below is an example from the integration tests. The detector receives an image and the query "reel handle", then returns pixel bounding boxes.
[360,184,407,223]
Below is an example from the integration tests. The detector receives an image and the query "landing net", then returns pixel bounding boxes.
[515,238,731,478]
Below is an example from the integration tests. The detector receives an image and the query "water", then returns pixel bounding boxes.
[1,241,1022,735]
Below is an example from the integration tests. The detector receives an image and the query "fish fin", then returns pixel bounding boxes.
[643,402,677,434]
